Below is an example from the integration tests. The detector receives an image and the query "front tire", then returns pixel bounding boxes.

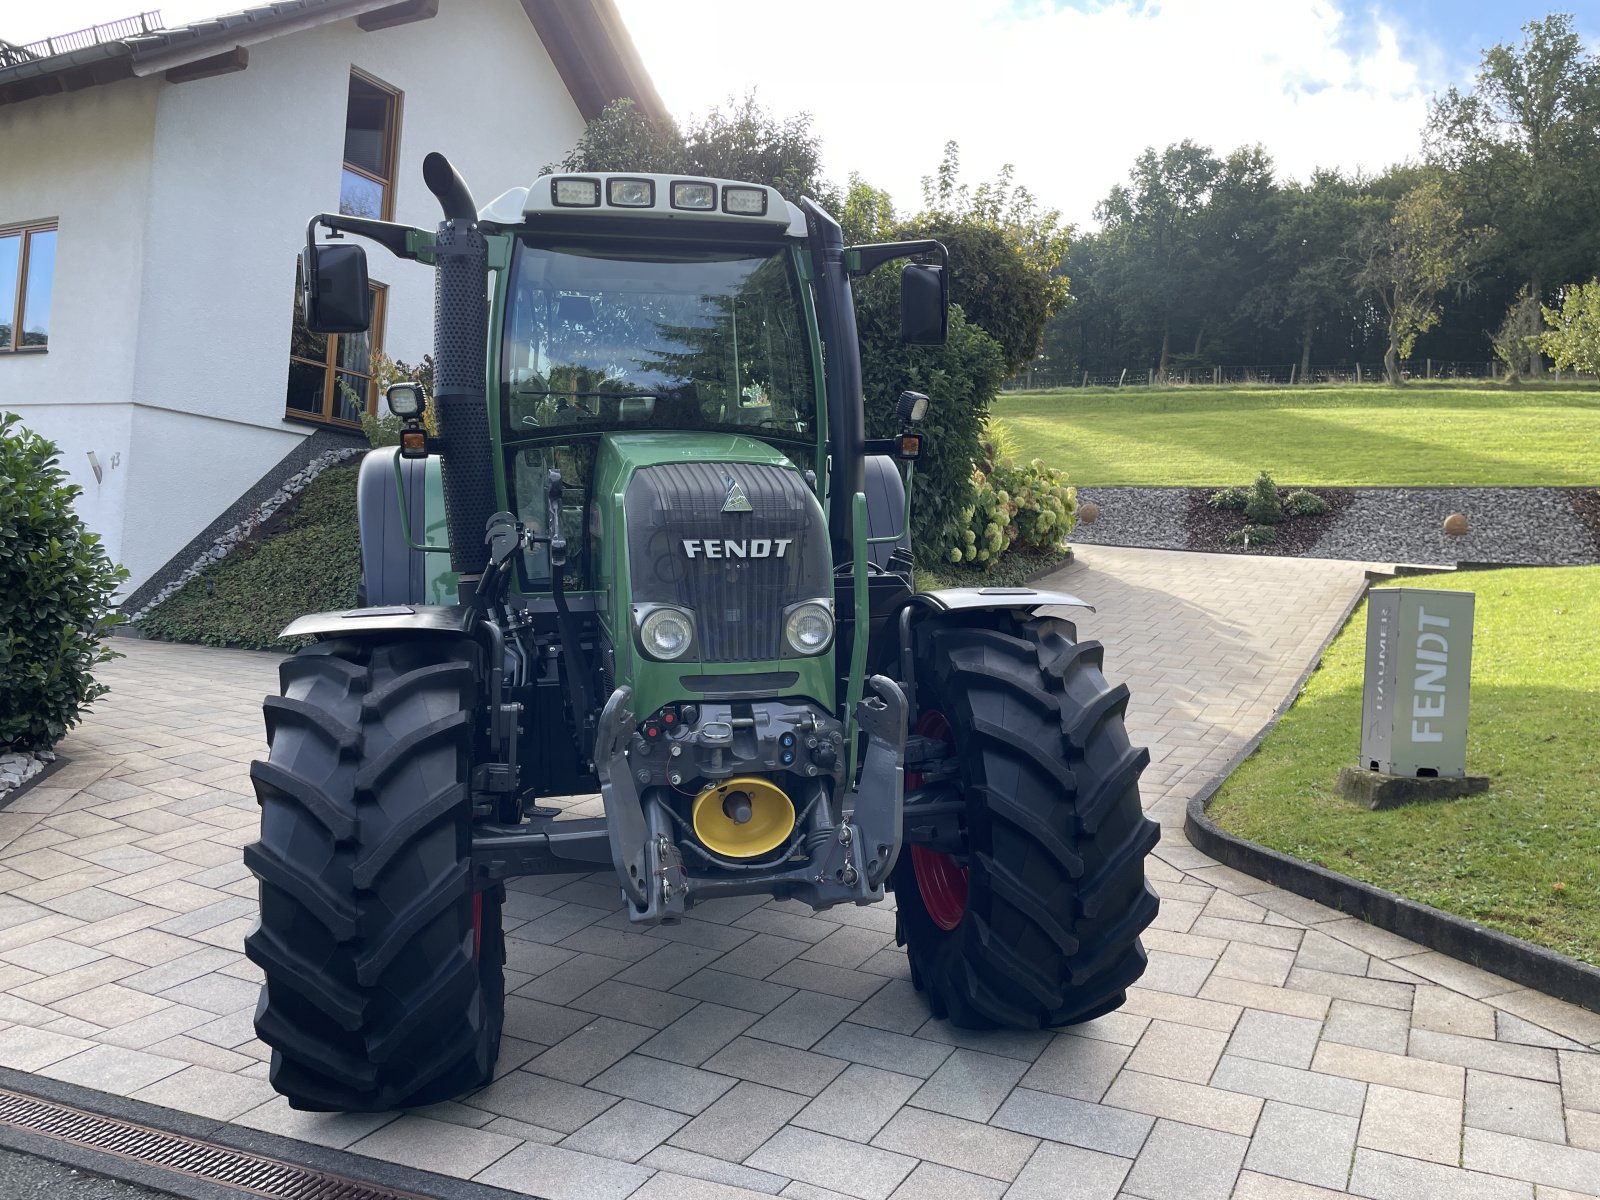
[893,613,1160,1029]
[245,636,504,1111]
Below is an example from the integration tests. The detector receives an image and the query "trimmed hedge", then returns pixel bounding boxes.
[0,413,127,751]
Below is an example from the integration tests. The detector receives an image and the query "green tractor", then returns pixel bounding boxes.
[247,156,1159,1111]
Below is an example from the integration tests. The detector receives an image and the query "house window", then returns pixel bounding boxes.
[340,71,400,220]
[286,258,388,425]
[0,221,57,353]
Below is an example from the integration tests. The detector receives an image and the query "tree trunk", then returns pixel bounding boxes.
[1192,322,1205,358]
[1299,311,1315,383]
[1527,274,1544,377]
[1157,323,1171,381]
[1384,336,1404,386]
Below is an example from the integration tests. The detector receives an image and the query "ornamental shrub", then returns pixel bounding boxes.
[1208,486,1249,511]
[1243,471,1283,525]
[942,423,1077,567]
[1284,489,1329,517]
[1226,524,1278,546]
[0,413,128,751]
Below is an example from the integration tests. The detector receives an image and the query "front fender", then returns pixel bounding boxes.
[280,604,474,641]
[909,586,1094,615]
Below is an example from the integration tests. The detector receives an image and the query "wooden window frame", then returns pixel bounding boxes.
[286,276,388,428]
[341,68,403,222]
[0,220,58,354]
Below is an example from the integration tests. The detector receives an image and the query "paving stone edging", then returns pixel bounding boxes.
[0,1066,537,1200]
[1181,572,1600,1018]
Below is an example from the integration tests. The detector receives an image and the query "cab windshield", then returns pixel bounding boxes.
[501,241,816,441]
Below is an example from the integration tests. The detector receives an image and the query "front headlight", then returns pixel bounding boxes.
[783,600,834,656]
[639,607,694,661]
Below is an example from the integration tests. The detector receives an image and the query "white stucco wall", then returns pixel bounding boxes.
[0,82,159,570]
[8,0,590,593]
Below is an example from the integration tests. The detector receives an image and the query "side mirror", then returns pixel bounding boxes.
[303,241,372,334]
[900,263,948,345]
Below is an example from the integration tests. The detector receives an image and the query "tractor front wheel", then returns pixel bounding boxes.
[245,635,504,1111]
[893,613,1160,1029]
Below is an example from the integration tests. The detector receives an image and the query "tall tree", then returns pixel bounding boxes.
[1428,13,1600,373]
[1353,177,1482,384]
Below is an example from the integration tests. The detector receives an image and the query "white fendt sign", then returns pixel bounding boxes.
[682,538,794,559]
[1360,588,1475,778]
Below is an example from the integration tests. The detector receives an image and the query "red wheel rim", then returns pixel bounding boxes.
[908,711,968,931]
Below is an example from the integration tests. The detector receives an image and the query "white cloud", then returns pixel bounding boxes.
[617,0,1451,227]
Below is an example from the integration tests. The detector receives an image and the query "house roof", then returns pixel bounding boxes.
[0,0,665,119]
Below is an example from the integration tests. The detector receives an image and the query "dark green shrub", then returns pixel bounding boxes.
[1226,524,1278,546]
[1243,471,1283,525]
[1209,486,1249,511]
[1284,489,1329,517]
[138,466,360,651]
[0,413,127,751]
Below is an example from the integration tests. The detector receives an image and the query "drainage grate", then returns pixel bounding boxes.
[0,1088,428,1200]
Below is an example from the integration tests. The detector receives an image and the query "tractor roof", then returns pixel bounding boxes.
[478,173,807,238]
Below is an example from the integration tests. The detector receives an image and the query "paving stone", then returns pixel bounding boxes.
[764,959,888,1001]
[1397,952,1522,1000]
[587,1053,737,1115]
[1121,986,1242,1032]
[1020,1032,1131,1102]
[155,972,259,1015]
[1226,1009,1323,1070]
[1566,1107,1600,1151]
[1414,986,1498,1039]
[745,991,860,1050]
[1322,999,1412,1054]
[130,1063,278,1121]
[641,1145,790,1194]
[799,926,891,969]
[639,1003,759,1066]
[501,994,611,1047]
[558,1098,688,1161]
[515,951,629,1005]
[0,1025,94,1070]
[1123,1019,1229,1084]
[912,1018,1053,1062]
[670,1081,807,1162]
[1122,1119,1248,1200]
[613,943,723,991]
[631,1172,778,1200]
[1357,1083,1463,1166]
[908,1047,1026,1121]
[1485,991,1600,1049]
[1495,1013,1586,1051]
[1139,949,1215,997]
[1232,1170,1353,1199]
[1004,1141,1131,1200]
[793,1064,920,1142]
[747,1127,917,1200]
[1102,1069,1262,1136]
[233,1099,399,1150]
[871,1107,1036,1181]
[1409,1028,1560,1082]
[1294,929,1372,976]
[1563,1050,1600,1113]
[1244,1100,1357,1190]
[991,1088,1154,1158]
[1312,1040,1465,1099]
[811,1023,951,1079]
[846,980,927,1035]
[1069,1010,1152,1048]
[96,1002,215,1049]
[570,979,699,1029]
[525,1016,654,1084]
[701,1036,847,1096]
[714,934,811,980]
[673,969,798,1015]
[1208,1055,1368,1118]
[38,1043,185,1094]
[1213,941,1296,986]
[1465,1070,1568,1142]
[1347,1148,1532,1200]
[464,1070,618,1134]
[473,1141,651,1199]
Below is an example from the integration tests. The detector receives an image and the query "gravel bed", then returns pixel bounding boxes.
[1070,486,1600,566]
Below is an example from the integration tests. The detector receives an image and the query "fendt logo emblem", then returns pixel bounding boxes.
[722,476,753,513]
[682,538,793,559]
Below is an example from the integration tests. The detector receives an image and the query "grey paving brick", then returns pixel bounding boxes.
[128,1063,281,1122]
[1244,1100,1357,1190]
[1103,1069,1262,1136]
[1123,1019,1228,1084]
[641,1145,790,1195]
[736,907,838,944]
[845,981,926,1036]
[1294,929,1372,976]
[871,1106,1036,1181]
[793,1064,920,1142]
[525,1016,654,1084]
[514,902,613,944]
[1006,1141,1132,1200]
[1414,986,1498,1039]
[613,942,723,991]
[515,951,629,1005]
[570,979,699,1029]
[670,1081,807,1162]
[747,1127,917,1200]
[0,1025,95,1070]
[1312,1040,1465,1099]
[1122,1119,1247,1200]
[673,969,798,1015]
[155,972,259,1015]
[1465,1070,1568,1142]
[908,1047,1026,1121]
[1227,1009,1323,1070]
[588,1053,737,1115]
[631,1171,781,1200]
[558,1098,687,1161]
[639,1003,759,1066]
[765,959,888,1002]
[1139,949,1216,997]
[1562,1050,1600,1113]
[1322,999,1412,1054]
[1409,1028,1560,1082]
[1213,941,1296,986]
[886,1161,1003,1200]
[473,1141,651,1200]
[798,926,890,970]
[912,1017,1053,1061]
[464,1070,618,1134]
[811,1023,951,1079]
[715,933,811,980]
[1357,1082,1462,1166]
[991,1088,1153,1158]
[39,1044,184,1094]
[744,990,860,1050]
[1495,1013,1585,1051]
[1020,1032,1131,1102]
[233,1098,399,1150]
[702,1036,847,1096]
[1348,1147,1534,1200]
[1209,1056,1364,1121]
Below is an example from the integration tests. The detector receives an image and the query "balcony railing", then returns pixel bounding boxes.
[0,11,163,68]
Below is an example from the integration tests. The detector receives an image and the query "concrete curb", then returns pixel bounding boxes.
[1180,577,1600,1018]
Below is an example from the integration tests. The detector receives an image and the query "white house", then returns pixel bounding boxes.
[0,0,662,600]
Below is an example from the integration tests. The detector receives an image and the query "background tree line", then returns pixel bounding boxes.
[1051,12,1600,384]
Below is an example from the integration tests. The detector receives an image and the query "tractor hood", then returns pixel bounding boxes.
[591,433,835,721]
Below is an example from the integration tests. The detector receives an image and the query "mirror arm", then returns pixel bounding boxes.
[305,213,430,263]
[843,239,949,276]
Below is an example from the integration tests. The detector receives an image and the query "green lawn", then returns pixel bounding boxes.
[994,384,1600,486]
[1208,567,1600,967]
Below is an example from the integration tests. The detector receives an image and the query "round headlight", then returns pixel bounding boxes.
[784,602,833,655]
[640,608,693,660]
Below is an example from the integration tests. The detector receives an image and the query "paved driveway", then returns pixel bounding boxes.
[1,545,1597,1200]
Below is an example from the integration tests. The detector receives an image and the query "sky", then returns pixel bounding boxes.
[9,0,1594,227]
